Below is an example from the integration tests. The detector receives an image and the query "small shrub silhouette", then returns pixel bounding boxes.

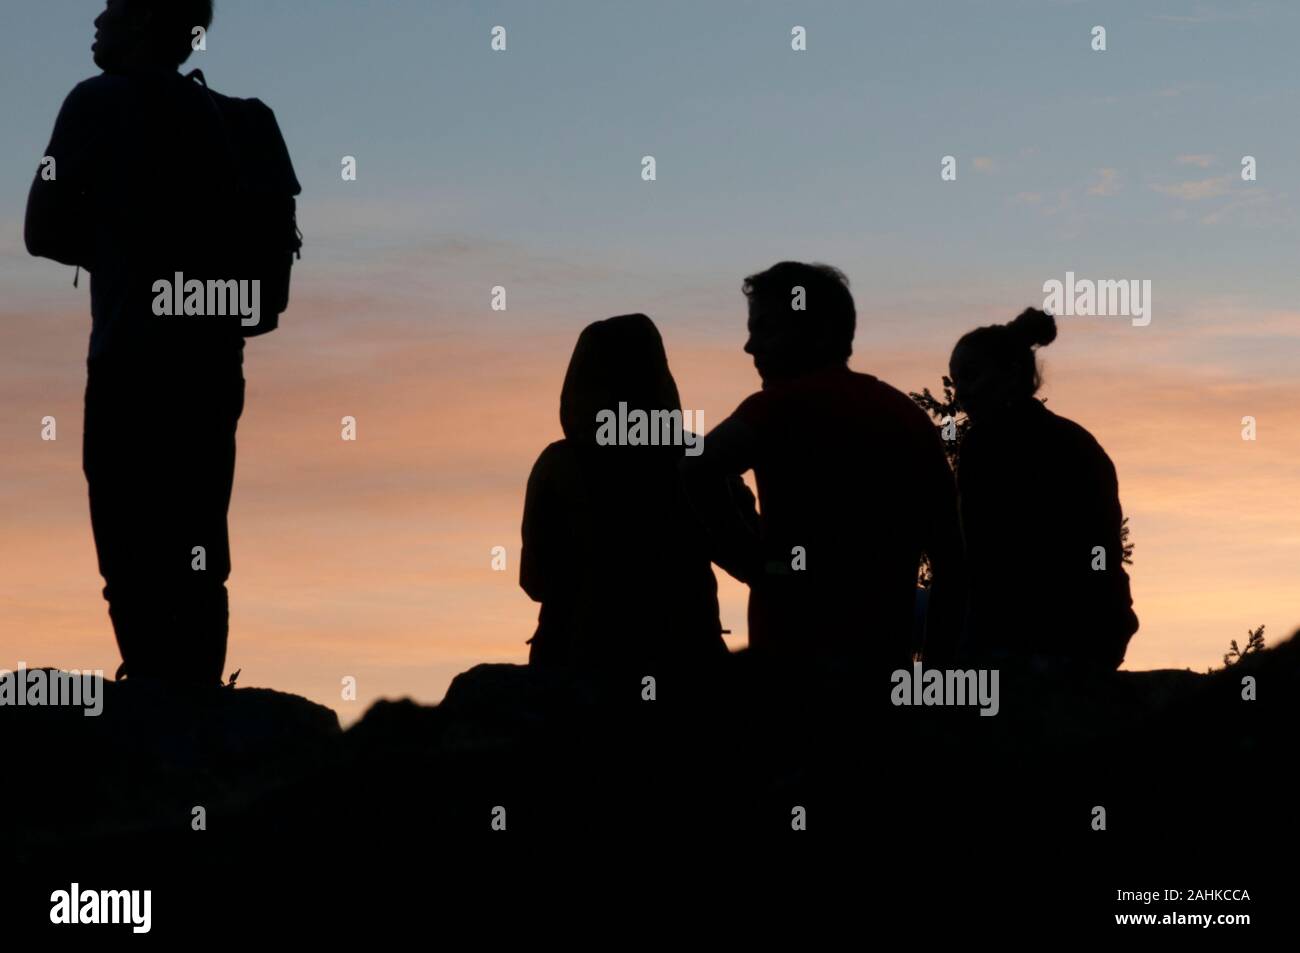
[1220,625,1266,670]
[909,375,968,471]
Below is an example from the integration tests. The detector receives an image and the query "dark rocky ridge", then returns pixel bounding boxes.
[5,633,1295,924]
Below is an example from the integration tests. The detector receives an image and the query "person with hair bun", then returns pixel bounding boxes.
[949,308,1138,671]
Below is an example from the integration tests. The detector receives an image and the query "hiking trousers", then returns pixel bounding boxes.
[83,358,245,684]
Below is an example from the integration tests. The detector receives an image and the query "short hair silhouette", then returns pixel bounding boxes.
[955,307,1057,401]
[742,261,856,362]
[95,0,214,70]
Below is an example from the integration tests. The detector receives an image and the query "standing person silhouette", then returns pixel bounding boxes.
[682,262,966,669]
[520,314,756,675]
[949,308,1138,671]
[25,0,299,685]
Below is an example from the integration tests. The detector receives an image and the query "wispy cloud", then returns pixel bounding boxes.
[1151,82,1206,99]
[1177,303,1300,338]
[1040,189,1075,216]
[972,156,997,174]
[1087,168,1122,196]
[1176,154,1216,168]
[1149,8,1245,25]
[1151,175,1234,201]
[1199,189,1288,226]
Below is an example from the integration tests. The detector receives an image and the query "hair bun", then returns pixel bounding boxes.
[1009,307,1057,347]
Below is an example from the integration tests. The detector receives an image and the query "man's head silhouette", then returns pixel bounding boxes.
[741,261,855,386]
[93,0,213,73]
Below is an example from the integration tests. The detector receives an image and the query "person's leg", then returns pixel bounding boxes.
[168,370,244,684]
[84,363,243,685]
[84,366,169,678]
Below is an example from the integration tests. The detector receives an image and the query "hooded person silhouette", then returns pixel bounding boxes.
[950,308,1139,670]
[520,314,755,673]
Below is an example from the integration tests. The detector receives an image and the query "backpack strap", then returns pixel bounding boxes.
[184,68,241,177]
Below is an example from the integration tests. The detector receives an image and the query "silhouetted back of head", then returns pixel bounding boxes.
[93,0,214,73]
[559,314,683,446]
[950,308,1057,420]
[742,261,855,385]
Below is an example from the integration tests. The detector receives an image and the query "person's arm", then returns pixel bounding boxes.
[520,446,562,604]
[680,412,764,585]
[1071,447,1138,668]
[710,472,761,584]
[25,83,98,268]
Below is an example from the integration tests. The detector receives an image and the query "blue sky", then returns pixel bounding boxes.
[6,0,1300,330]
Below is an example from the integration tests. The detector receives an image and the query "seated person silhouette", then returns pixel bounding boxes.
[681,262,965,669]
[949,307,1139,671]
[520,314,755,674]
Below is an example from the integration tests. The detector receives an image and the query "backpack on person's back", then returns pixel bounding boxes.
[186,68,302,336]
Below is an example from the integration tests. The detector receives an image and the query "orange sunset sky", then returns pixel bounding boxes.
[3,272,1298,724]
